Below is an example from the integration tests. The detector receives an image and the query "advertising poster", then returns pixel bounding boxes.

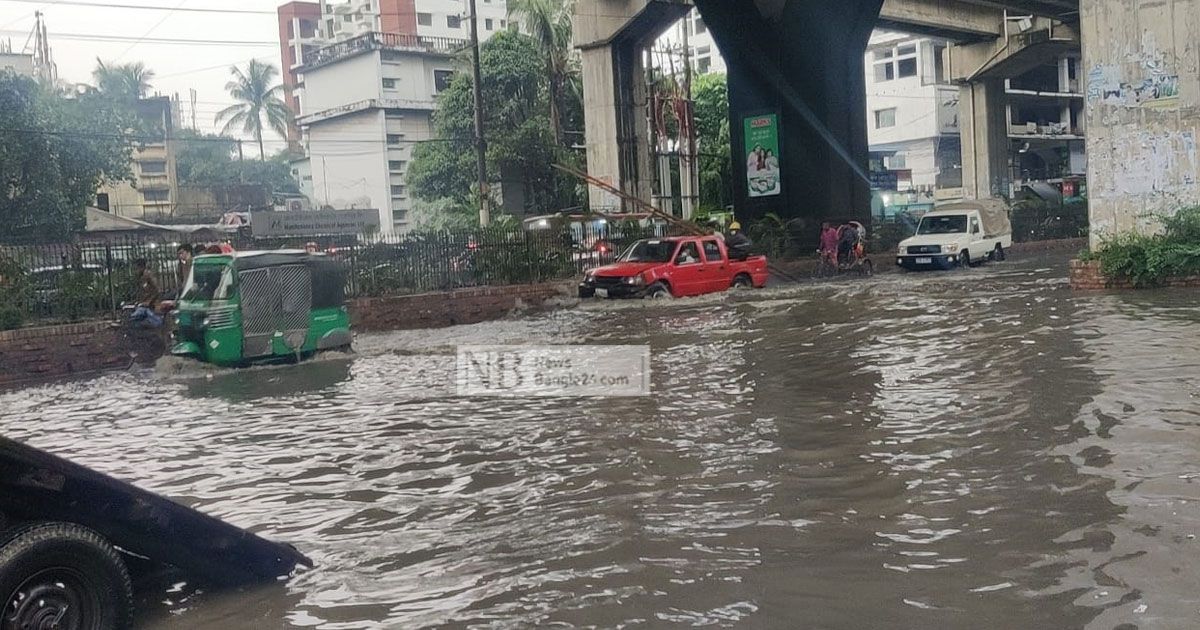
[744,113,781,198]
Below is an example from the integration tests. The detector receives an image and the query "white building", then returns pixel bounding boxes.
[297,33,462,232]
[279,0,507,232]
[864,31,960,193]
[656,8,723,75]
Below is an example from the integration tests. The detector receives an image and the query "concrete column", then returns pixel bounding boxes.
[959,79,1009,199]
[580,46,623,210]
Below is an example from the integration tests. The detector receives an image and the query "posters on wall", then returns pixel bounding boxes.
[743,113,781,198]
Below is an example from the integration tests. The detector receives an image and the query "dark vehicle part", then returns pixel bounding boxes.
[0,522,133,630]
[0,437,311,590]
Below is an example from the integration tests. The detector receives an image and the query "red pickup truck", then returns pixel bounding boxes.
[578,236,769,299]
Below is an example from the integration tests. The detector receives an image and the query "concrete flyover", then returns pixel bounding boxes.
[576,0,1200,245]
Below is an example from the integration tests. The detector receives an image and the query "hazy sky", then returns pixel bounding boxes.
[0,0,290,152]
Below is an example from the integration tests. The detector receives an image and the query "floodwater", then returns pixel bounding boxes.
[2,251,1199,629]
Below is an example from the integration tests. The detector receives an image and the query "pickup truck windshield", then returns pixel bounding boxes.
[621,240,677,263]
[917,215,968,235]
[181,265,234,302]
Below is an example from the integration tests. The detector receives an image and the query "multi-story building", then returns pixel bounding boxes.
[865,31,961,194]
[658,8,723,75]
[297,32,464,232]
[277,0,507,231]
[95,96,182,220]
[1005,54,1086,193]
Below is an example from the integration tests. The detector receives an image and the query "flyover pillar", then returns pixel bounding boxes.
[959,79,1010,199]
[574,0,692,212]
[1081,0,1200,245]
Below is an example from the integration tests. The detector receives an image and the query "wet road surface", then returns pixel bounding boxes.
[2,251,1199,629]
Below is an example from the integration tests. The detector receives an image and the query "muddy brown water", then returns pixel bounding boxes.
[2,252,1198,629]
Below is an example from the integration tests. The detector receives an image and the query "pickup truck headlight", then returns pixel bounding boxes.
[622,275,645,286]
[944,243,960,252]
[584,271,595,282]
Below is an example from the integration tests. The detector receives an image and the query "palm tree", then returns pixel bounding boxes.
[215,60,291,160]
[92,59,154,100]
[508,0,574,143]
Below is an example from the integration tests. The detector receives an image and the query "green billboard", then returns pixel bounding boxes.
[743,113,781,198]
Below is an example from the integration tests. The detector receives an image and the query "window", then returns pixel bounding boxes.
[342,14,352,21]
[325,18,333,34]
[485,18,493,30]
[675,242,700,265]
[95,193,110,212]
[500,19,506,28]
[694,16,706,34]
[434,69,455,93]
[417,12,432,26]
[447,15,461,28]
[875,108,896,129]
[696,45,710,55]
[897,44,917,56]
[697,57,711,74]
[142,189,169,202]
[897,57,917,78]
[387,134,403,145]
[382,78,397,89]
[390,184,407,197]
[874,62,894,82]
[873,49,893,61]
[388,160,407,172]
[702,240,722,262]
[140,160,166,174]
[887,153,906,169]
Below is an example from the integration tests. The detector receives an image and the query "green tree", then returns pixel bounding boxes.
[215,60,291,160]
[693,72,732,212]
[174,129,299,194]
[0,72,134,237]
[408,31,580,222]
[91,59,155,101]
[507,0,575,143]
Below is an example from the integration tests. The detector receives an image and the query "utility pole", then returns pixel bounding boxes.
[237,139,245,184]
[467,0,490,226]
[679,12,699,221]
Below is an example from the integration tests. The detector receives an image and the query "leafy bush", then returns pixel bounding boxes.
[1011,199,1089,242]
[1091,206,1200,287]
[746,213,799,259]
[0,306,22,330]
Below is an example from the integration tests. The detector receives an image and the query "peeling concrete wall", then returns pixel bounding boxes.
[1083,0,1200,245]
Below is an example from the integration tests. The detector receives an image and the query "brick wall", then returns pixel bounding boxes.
[349,283,566,332]
[0,322,165,388]
[1070,259,1200,290]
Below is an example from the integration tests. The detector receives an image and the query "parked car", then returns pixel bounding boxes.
[895,199,1013,270]
[579,236,769,299]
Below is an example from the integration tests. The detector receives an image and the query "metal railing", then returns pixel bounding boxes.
[303,32,468,70]
[0,224,681,329]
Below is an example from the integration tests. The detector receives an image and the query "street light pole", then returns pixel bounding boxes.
[467,0,490,226]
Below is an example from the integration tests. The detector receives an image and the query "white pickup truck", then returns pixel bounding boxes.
[896,199,1013,270]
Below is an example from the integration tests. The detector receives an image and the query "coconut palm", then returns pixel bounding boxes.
[215,60,291,160]
[92,59,154,100]
[508,0,574,143]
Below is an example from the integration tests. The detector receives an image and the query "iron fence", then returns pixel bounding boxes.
[0,223,680,329]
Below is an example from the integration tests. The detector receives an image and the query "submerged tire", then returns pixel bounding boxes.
[959,250,971,268]
[0,522,133,630]
[731,274,753,289]
[992,244,1007,262]
[645,282,672,300]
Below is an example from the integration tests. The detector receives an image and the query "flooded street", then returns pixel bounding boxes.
[2,251,1199,629]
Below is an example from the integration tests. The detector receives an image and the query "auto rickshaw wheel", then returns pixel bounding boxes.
[0,522,133,630]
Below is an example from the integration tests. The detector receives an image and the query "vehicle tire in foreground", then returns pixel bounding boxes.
[959,250,971,268]
[991,244,1006,262]
[731,274,753,289]
[0,522,134,630]
[645,282,672,299]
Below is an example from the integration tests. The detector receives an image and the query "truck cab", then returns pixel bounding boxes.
[896,200,1013,270]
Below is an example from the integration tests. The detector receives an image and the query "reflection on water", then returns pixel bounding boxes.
[2,253,1198,629]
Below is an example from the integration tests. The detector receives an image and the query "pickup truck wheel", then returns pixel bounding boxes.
[991,244,1006,262]
[731,274,753,289]
[645,282,672,300]
[959,250,971,268]
[0,522,133,630]
[578,287,595,299]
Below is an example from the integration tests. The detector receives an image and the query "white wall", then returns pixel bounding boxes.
[303,53,382,113]
[415,0,507,40]
[307,110,393,231]
[655,9,726,75]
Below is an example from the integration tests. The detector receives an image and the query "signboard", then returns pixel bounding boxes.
[250,208,380,238]
[870,170,898,191]
[743,113,781,198]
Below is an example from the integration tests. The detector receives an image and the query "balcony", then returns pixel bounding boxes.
[301,32,468,72]
[297,98,437,126]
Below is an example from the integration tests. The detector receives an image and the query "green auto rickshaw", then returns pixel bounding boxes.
[172,251,352,366]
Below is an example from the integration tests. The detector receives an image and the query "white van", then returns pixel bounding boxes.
[896,199,1013,270]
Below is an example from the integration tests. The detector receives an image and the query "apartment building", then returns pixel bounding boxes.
[95,96,182,220]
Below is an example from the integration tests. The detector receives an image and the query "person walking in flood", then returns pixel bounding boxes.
[819,222,839,266]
